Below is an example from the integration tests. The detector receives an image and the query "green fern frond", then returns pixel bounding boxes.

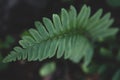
[3,5,119,66]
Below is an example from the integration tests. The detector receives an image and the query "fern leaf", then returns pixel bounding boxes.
[3,5,119,67]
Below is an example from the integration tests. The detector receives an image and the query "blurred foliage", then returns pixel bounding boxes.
[112,70,120,80]
[107,0,120,7]
[0,53,8,71]
[39,62,56,77]
[100,47,113,58]
[0,35,15,49]
[82,63,107,75]
[0,35,15,71]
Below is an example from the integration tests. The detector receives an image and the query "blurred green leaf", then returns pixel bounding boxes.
[107,0,120,7]
[81,64,89,73]
[83,63,98,74]
[0,35,15,49]
[82,63,107,74]
[3,35,15,48]
[39,62,56,77]
[97,64,107,75]
[112,70,120,80]
[0,53,8,70]
[100,47,113,58]
[5,35,15,43]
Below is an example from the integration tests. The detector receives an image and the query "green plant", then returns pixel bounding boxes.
[0,53,8,70]
[39,62,56,77]
[0,35,15,49]
[0,35,15,70]
[3,5,119,76]
[112,69,120,80]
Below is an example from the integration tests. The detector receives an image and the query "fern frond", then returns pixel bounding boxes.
[3,5,119,66]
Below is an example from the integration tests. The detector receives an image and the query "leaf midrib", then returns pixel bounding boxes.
[29,27,86,47]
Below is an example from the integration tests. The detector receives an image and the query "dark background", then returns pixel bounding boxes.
[0,0,120,80]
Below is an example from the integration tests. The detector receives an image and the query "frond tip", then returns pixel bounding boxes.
[3,5,119,66]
